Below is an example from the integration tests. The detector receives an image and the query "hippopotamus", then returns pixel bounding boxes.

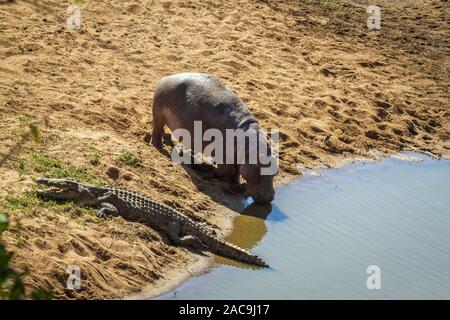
[150,72,276,204]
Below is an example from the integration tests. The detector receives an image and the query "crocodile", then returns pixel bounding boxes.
[35,177,267,268]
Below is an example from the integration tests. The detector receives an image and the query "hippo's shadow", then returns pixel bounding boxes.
[180,161,249,213]
[240,202,272,220]
[147,133,262,213]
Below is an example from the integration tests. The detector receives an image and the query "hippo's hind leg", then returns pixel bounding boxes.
[150,104,165,148]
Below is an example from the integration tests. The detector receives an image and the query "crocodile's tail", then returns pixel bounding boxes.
[190,226,268,268]
[210,236,268,268]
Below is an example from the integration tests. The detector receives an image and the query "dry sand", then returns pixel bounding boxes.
[0,0,448,299]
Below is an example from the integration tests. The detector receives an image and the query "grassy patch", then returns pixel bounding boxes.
[3,152,103,219]
[118,150,141,166]
[83,145,102,164]
[2,190,73,217]
[21,153,103,185]
[1,189,99,223]
[8,126,29,138]
[18,113,36,123]
[15,238,24,248]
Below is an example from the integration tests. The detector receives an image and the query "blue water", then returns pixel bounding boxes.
[158,153,450,299]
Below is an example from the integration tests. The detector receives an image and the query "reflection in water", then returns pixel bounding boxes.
[158,154,450,299]
[214,203,272,268]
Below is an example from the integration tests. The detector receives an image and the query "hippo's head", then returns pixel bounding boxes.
[240,164,275,205]
[236,125,277,204]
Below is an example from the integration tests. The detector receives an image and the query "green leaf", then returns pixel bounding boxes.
[0,212,8,234]
[30,124,40,143]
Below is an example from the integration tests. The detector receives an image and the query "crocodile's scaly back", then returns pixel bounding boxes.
[102,187,268,268]
[35,178,268,268]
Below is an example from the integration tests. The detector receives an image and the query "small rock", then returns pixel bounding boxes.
[365,130,381,140]
[122,173,134,181]
[143,132,152,144]
[106,166,120,180]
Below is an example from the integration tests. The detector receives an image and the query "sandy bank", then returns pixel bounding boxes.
[0,0,448,299]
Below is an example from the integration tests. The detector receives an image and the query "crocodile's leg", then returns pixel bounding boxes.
[96,192,122,218]
[167,221,208,250]
[97,203,119,218]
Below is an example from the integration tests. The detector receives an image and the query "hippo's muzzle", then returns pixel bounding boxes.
[247,185,275,205]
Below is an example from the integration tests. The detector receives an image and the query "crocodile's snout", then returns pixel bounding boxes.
[35,177,79,190]
[35,177,49,184]
[35,177,61,187]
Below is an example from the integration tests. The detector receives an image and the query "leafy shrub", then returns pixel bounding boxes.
[118,150,141,166]
[0,212,53,300]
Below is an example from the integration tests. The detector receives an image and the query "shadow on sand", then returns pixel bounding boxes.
[146,133,275,269]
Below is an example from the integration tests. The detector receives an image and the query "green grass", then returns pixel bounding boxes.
[1,188,99,223]
[4,152,104,217]
[83,144,102,164]
[25,153,103,185]
[4,152,104,218]
[8,127,29,138]
[2,190,73,217]
[118,150,141,166]
[15,238,24,248]
[18,113,36,123]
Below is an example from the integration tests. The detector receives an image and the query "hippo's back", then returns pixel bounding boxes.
[153,73,254,131]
